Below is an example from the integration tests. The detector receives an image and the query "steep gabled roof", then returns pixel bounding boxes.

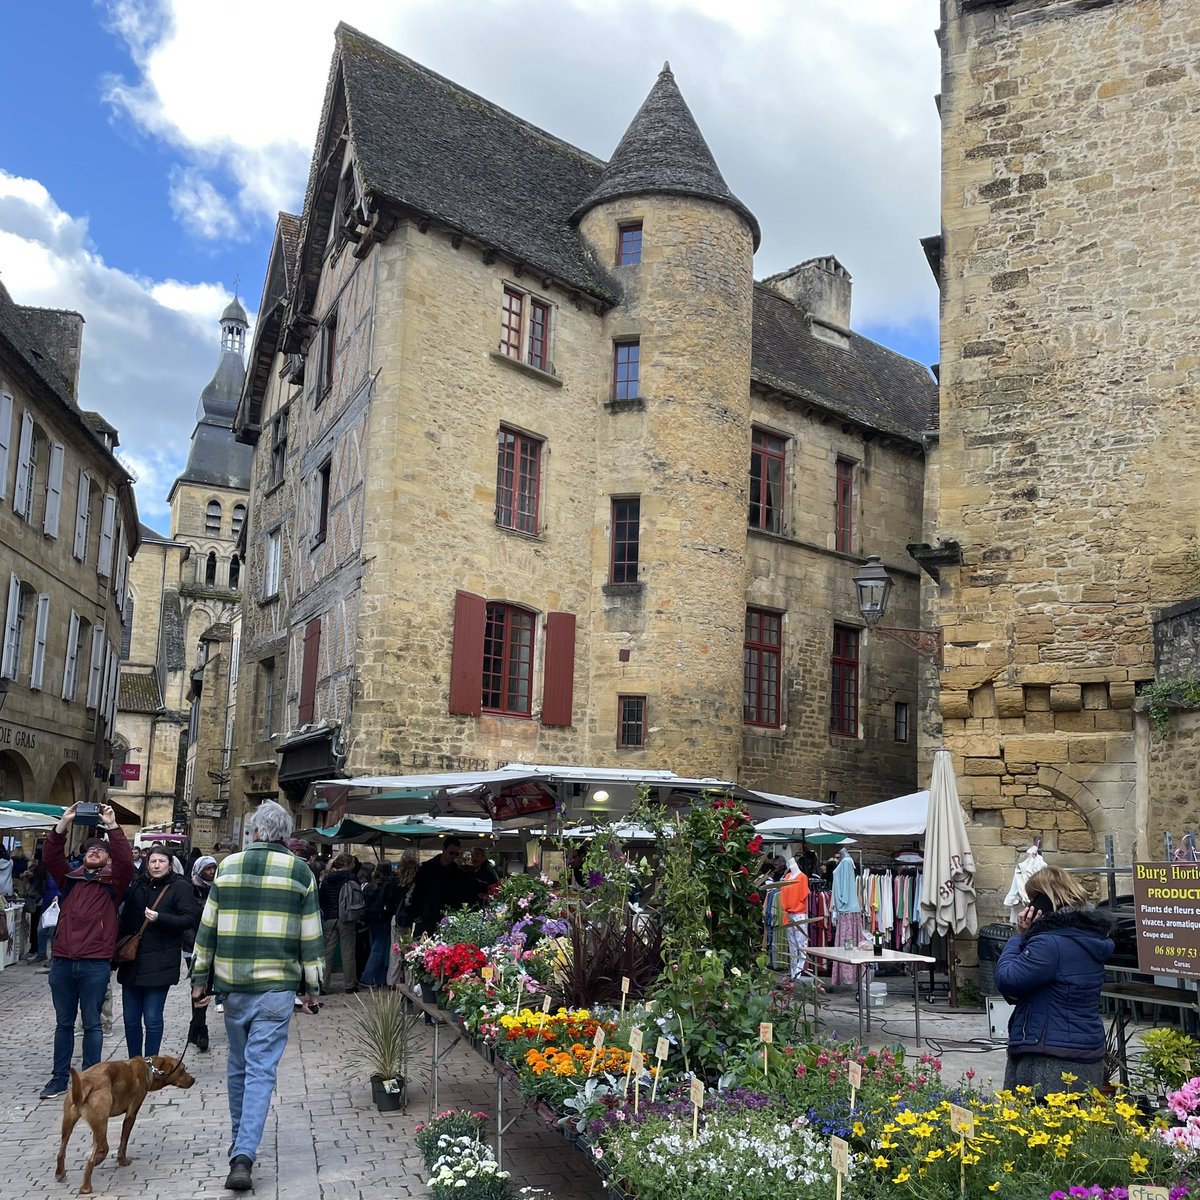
[572,63,760,247]
[751,284,936,442]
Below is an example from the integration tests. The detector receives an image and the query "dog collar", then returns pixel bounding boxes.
[145,1058,169,1079]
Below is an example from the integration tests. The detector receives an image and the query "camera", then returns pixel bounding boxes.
[75,802,103,827]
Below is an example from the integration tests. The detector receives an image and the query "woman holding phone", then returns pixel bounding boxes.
[995,865,1115,1095]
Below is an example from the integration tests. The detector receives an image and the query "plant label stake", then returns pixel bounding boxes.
[620,975,630,1015]
[949,1105,974,1200]
[514,975,523,1017]
[588,1026,605,1077]
[629,1027,644,1053]
[831,1135,849,1200]
[630,1050,643,1114]
[759,1021,772,1077]
[1128,1188,1169,1200]
[481,966,494,984]
[651,1036,668,1103]
[848,1060,862,1111]
[539,991,552,1036]
[689,1074,704,1139]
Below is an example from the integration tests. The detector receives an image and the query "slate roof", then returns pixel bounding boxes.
[119,669,163,714]
[334,24,615,302]
[572,64,759,247]
[221,296,249,326]
[162,591,186,672]
[751,285,937,442]
[278,213,301,290]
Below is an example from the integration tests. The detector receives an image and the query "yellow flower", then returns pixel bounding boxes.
[1130,1152,1149,1175]
[880,1138,898,1149]
[1115,1101,1138,1120]
[988,1183,1001,1193]
[1060,1072,1077,1083]
[1027,1131,1049,1147]
[895,1111,918,1126]
[1000,1108,1019,1122]
[892,1168,911,1184]
[962,1153,980,1166]
[872,1156,889,1169]
[1002,1162,1014,1173]
[914,1123,935,1138]
[852,1121,866,1137]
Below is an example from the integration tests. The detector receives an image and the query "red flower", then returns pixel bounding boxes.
[749,892,761,904]
[747,835,764,854]
[739,865,749,875]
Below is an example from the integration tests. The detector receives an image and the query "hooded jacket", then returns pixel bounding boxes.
[995,906,1114,1061]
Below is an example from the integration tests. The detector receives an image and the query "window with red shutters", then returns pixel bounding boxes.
[496,427,541,535]
[617,695,646,748]
[749,429,786,534]
[831,624,860,736]
[613,340,640,401]
[482,602,535,716]
[609,497,640,584]
[542,611,575,726]
[617,222,643,266]
[299,617,321,725]
[743,608,782,727]
[835,458,855,553]
[500,288,524,358]
[448,590,486,716]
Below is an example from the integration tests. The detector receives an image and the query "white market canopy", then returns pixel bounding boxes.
[817,790,929,838]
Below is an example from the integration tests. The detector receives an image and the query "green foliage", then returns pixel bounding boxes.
[494,873,554,925]
[1131,1026,1200,1094]
[414,1110,489,1171]
[344,988,420,1081]
[439,905,507,949]
[1141,677,1200,734]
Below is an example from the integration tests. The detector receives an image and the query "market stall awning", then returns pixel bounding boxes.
[0,797,143,826]
[817,790,929,837]
[755,815,855,845]
[0,807,57,830]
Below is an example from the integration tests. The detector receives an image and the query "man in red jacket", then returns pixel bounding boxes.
[40,802,134,1100]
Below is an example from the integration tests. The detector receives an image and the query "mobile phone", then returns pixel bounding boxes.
[1030,893,1054,919]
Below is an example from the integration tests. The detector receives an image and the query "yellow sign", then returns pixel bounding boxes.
[481,966,494,983]
[1127,1188,1169,1200]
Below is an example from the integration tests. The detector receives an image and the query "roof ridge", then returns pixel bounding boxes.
[336,23,604,171]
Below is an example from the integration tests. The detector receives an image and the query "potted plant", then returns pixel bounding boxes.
[346,989,420,1111]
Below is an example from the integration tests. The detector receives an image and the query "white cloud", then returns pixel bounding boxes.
[99,0,940,331]
[168,167,242,241]
[0,170,246,527]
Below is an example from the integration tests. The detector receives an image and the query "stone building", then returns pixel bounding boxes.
[0,278,138,820]
[929,0,1200,912]
[228,26,936,832]
[113,303,251,841]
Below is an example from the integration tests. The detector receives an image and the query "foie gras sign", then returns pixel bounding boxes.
[1133,862,1200,976]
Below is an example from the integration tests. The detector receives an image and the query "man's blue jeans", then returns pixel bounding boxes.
[222,990,294,1163]
[122,984,170,1058]
[49,958,111,1086]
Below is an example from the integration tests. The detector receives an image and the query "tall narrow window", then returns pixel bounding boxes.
[259,659,276,738]
[894,701,910,743]
[43,441,64,537]
[12,411,33,520]
[232,503,246,539]
[618,695,646,749]
[120,593,134,660]
[500,288,524,358]
[317,309,338,398]
[110,743,129,789]
[229,555,241,590]
[205,551,217,586]
[269,409,289,488]
[527,298,550,371]
[30,593,49,689]
[482,602,534,716]
[749,429,786,534]
[205,500,222,536]
[743,608,782,728]
[0,391,12,501]
[314,459,331,545]
[835,458,855,554]
[299,617,321,725]
[2,573,22,680]
[72,470,91,561]
[609,497,640,584]
[495,428,541,535]
[613,340,640,402]
[831,624,860,737]
[263,529,281,599]
[62,611,83,700]
[617,222,643,266]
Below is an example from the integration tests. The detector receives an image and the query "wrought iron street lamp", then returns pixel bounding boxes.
[853,554,944,666]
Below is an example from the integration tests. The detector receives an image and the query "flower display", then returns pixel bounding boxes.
[427,1136,511,1200]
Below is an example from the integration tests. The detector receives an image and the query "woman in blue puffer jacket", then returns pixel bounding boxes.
[995,865,1114,1096]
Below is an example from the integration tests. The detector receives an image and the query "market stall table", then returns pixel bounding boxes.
[397,982,465,1118]
[803,945,935,1045]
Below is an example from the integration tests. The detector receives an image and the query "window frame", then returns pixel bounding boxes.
[268,408,289,489]
[830,624,860,738]
[263,528,282,600]
[894,700,910,744]
[481,601,535,717]
[313,458,332,546]
[316,308,338,401]
[495,427,542,536]
[835,457,856,554]
[609,496,641,585]
[612,339,640,402]
[259,658,276,739]
[749,428,787,535]
[617,222,643,266]
[743,607,782,728]
[617,694,647,749]
[499,284,554,373]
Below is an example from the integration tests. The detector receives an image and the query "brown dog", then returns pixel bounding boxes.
[54,1055,196,1194]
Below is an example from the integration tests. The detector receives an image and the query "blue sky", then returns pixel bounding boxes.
[0,1,939,524]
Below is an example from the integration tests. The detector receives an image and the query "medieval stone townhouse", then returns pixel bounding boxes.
[228,25,936,834]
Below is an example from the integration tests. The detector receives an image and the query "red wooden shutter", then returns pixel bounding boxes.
[541,611,576,726]
[299,617,321,724]
[448,590,486,716]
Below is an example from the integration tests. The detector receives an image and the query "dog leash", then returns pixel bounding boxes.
[145,1036,189,1085]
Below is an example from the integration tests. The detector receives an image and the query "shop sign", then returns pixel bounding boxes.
[1133,861,1200,975]
[0,723,37,750]
[196,802,227,819]
[120,764,141,781]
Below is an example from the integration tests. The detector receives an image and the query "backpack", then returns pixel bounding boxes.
[338,878,366,923]
[362,883,389,926]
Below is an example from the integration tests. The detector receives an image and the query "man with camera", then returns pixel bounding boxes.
[40,801,135,1099]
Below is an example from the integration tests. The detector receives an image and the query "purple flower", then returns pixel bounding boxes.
[587,871,605,888]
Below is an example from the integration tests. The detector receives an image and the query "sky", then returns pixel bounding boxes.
[0,0,941,527]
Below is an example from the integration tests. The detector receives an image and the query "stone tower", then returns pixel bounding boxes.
[933,0,1200,910]
[574,64,759,777]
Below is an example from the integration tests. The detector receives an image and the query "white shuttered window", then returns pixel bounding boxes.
[98,493,116,577]
[86,624,105,709]
[62,610,81,700]
[73,470,92,561]
[30,594,49,689]
[12,411,33,519]
[1,573,20,679]
[0,391,12,501]
[44,441,64,537]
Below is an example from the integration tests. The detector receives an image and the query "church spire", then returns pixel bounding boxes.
[220,292,248,357]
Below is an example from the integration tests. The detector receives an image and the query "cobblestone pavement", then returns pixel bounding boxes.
[0,958,606,1200]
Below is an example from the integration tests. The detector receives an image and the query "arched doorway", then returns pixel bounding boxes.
[49,762,86,809]
[0,750,32,803]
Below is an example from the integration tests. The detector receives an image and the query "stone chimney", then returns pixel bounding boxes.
[19,306,85,403]
[761,256,852,349]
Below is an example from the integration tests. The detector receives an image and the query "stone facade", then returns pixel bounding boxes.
[932,0,1200,912]
[0,282,137,839]
[229,28,934,830]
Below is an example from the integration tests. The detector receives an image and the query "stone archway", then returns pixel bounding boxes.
[0,749,32,803]
[49,762,86,809]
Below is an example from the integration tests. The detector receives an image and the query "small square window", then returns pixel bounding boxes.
[618,695,646,749]
[617,222,643,266]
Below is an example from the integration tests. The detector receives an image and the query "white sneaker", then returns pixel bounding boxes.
[216,1003,224,1014]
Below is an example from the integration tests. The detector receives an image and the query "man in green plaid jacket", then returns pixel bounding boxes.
[191,800,324,1192]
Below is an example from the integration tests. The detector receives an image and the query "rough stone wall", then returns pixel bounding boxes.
[935,0,1200,910]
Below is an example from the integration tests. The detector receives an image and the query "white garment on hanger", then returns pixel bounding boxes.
[1003,847,1047,924]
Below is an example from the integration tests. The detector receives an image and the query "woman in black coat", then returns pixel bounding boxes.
[116,844,197,1058]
